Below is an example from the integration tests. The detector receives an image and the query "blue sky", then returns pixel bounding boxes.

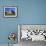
[5,8,15,12]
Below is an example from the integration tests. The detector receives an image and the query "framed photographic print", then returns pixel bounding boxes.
[4,7,17,17]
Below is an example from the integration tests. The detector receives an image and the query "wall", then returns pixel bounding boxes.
[0,0,46,44]
[0,0,18,44]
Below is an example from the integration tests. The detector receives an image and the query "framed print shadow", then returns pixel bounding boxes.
[4,7,17,17]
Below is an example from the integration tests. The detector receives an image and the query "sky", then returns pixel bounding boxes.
[5,8,15,12]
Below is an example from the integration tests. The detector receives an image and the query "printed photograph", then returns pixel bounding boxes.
[4,7,17,17]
